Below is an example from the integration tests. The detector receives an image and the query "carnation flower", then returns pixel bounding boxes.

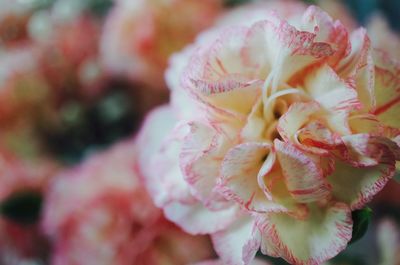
[193,258,271,265]
[100,0,223,89]
[137,3,400,265]
[0,147,57,264]
[43,139,213,265]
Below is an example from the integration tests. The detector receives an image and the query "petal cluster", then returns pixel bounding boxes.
[138,3,400,265]
[43,139,213,265]
[100,0,223,89]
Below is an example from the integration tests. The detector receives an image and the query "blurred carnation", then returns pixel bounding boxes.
[0,147,58,264]
[43,139,213,265]
[137,1,400,265]
[100,0,224,89]
[192,258,272,265]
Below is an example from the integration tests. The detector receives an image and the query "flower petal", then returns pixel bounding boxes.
[372,51,400,128]
[180,122,234,209]
[244,14,334,86]
[219,142,285,212]
[340,134,400,167]
[212,216,261,265]
[257,202,352,265]
[303,64,361,112]
[163,201,237,235]
[328,160,395,210]
[136,106,194,207]
[277,101,321,142]
[336,28,375,112]
[275,140,331,203]
[192,258,271,265]
[183,26,262,116]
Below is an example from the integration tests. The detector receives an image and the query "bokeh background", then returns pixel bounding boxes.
[0,0,399,265]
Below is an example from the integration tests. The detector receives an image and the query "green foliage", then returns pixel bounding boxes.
[224,0,251,8]
[0,191,43,225]
[394,171,400,183]
[350,207,372,244]
[88,0,114,16]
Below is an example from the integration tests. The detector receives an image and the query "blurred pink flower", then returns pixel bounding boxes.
[43,139,213,265]
[376,219,400,265]
[192,258,271,265]
[316,0,358,30]
[0,147,57,264]
[367,14,400,62]
[137,3,400,265]
[0,0,33,48]
[100,0,224,89]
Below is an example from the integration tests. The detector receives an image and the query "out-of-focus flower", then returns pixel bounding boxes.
[0,0,168,163]
[0,0,34,49]
[0,48,49,126]
[376,219,400,265]
[192,258,271,265]
[100,0,224,89]
[43,139,213,265]
[137,2,400,265]
[316,0,358,30]
[0,147,58,264]
[367,14,400,62]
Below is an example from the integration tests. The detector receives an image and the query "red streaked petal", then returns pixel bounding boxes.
[219,142,286,212]
[257,202,352,265]
[275,140,331,203]
[212,216,261,265]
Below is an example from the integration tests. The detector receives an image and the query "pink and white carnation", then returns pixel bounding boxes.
[43,139,213,265]
[100,0,223,89]
[137,2,400,265]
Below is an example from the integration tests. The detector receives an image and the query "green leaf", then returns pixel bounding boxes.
[224,0,251,7]
[394,170,400,183]
[0,191,43,225]
[349,207,372,244]
[89,0,114,16]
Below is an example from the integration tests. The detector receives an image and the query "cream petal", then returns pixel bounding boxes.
[275,140,331,203]
[257,202,352,265]
[219,142,286,212]
[136,106,195,207]
[180,121,235,209]
[212,216,261,265]
[164,201,238,235]
[328,160,395,210]
[372,50,400,128]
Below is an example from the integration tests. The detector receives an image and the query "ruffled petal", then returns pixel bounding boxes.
[336,28,375,112]
[275,140,331,203]
[180,122,234,209]
[257,202,352,265]
[244,14,334,86]
[164,201,238,235]
[192,258,271,265]
[328,160,395,210]
[303,64,361,112]
[219,142,285,212]
[212,216,261,265]
[277,102,320,142]
[372,50,400,128]
[183,26,262,116]
[300,5,350,67]
[340,134,400,167]
[136,106,194,207]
